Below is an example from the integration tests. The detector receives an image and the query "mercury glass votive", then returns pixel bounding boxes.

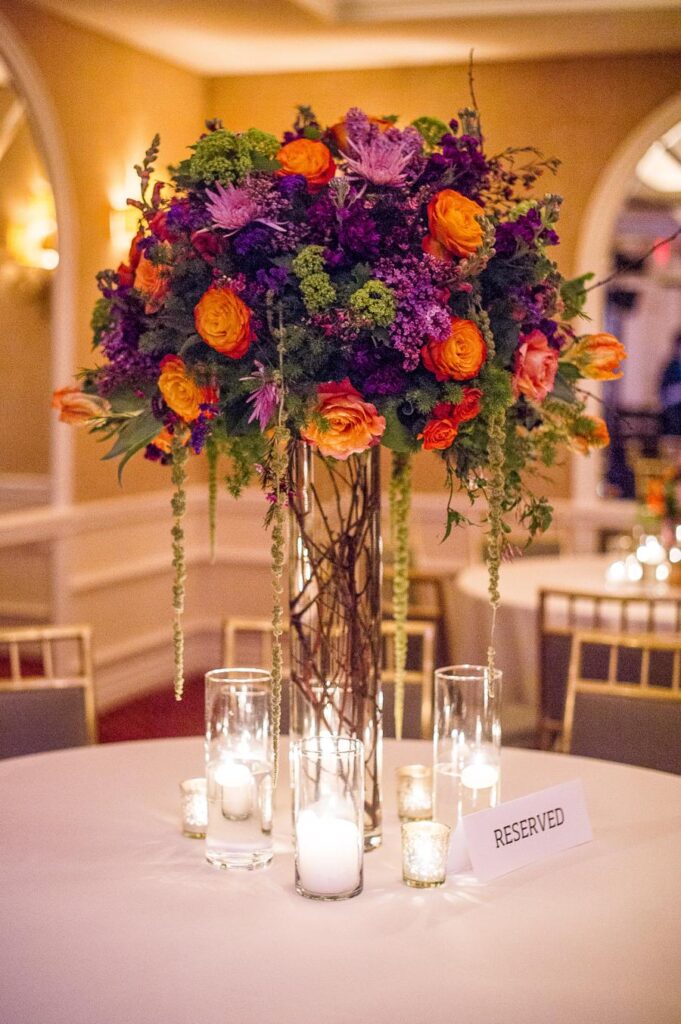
[401,821,451,888]
[396,765,433,822]
[179,778,208,838]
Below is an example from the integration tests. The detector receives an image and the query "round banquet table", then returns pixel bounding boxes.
[448,553,658,712]
[2,737,681,1024]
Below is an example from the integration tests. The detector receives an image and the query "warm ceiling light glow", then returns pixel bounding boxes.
[6,177,59,271]
[636,122,681,194]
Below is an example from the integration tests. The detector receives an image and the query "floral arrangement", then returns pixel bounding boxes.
[54,100,625,754]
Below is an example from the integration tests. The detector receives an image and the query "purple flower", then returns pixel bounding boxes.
[205,180,283,236]
[242,362,280,431]
[277,174,308,199]
[342,109,424,188]
[232,225,275,260]
[337,203,380,258]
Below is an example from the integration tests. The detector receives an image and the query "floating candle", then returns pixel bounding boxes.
[214,760,253,819]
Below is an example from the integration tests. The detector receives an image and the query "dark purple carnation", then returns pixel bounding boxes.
[337,203,380,259]
[277,174,308,199]
[232,225,276,260]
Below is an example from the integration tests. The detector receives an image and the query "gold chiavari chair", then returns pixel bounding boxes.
[537,588,681,750]
[561,629,681,774]
[221,616,435,739]
[382,566,449,666]
[0,625,97,759]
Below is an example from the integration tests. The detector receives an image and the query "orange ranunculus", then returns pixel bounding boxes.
[276,139,336,191]
[562,332,627,381]
[300,378,386,460]
[425,189,484,259]
[194,285,253,359]
[421,318,487,382]
[52,387,111,425]
[417,388,483,451]
[134,245,171,314]
[569,415,610,455]
[330,115,393,152]
[512,329,559,403]
[150,426,176,455]
[158,355,217,423]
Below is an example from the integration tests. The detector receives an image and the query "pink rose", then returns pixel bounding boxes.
[512,330,559,403]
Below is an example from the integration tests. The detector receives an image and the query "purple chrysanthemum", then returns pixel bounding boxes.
[342,109,424,188]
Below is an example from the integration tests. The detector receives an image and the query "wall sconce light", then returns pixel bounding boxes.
[6,177,58,271]
[108,166,143,259]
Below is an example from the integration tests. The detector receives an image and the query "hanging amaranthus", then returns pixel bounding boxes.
[171,433,189,700]
[206,435,218,563]
[389,452,412,740]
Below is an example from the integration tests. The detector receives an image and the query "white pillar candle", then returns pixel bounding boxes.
[214,760,253,819]
[296,806,361,896]
[461,762,500,791]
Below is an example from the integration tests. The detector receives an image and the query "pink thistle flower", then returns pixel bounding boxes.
[342,109,423,188]
[205,181,284,234]
[242,361,281,431]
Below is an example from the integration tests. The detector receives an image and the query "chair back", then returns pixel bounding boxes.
[0,625,96,759]
[538,588,681,749]
[222,615,435,740]
[562,629,681,774]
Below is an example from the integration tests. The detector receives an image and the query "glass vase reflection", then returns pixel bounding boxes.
[204,671,274,870]
[433,665,502,829]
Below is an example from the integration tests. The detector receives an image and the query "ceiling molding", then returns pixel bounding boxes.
[292,0,681,22]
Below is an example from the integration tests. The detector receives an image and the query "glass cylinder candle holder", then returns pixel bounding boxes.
[401,821,451,888]
[291,736,364,901]
[433,664,502,828]
[396,765,432,822]
[179,777,208,838]
[204,671,274,870]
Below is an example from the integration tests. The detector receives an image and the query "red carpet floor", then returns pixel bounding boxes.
[98,674,204,742]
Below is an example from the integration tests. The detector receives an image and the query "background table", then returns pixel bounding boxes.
[448,553,635,712]
[2,736,681,1023]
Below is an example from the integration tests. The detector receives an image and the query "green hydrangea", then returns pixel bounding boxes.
[188,130,253,184]
[300,273,336,314]
[292,245,326,280]
[241,128,280,161]
[349,279,397,328]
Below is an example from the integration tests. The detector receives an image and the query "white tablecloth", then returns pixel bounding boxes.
[2,737,681,1024]
[448,554,651,709]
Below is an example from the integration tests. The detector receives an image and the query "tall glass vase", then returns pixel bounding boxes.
[289,441,383,850]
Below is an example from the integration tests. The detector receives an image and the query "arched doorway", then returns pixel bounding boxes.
[0,10,76,511]
[573,90,681,506]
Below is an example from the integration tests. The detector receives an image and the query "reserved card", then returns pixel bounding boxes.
[448,780,593,883]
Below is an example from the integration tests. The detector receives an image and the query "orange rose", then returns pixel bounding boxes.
[330,115,392,152]
[512,329,559,403]
[276,139,336,191]
[569,415,610,455]
[134,246,171,314]
[158,355,217,423]
[150,426,178,455]
[421,318,487,382]
[301,378,386,460]
[52,387,111,425]
[194,285,253,359]
[424,189,484,259]
[562,332,627,381]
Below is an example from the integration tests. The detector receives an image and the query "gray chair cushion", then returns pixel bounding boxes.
[0,687,89,759]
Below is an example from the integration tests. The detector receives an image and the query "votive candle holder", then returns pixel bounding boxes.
[179,777,208,838]
[396,765,433,822]
[401,820,451,888]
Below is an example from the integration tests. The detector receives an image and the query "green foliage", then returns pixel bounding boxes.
[349,280,397,327]
[91,298,113,348]
[561,273,594,320]
[411,116,449,150]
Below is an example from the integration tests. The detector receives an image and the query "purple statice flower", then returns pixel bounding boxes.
[508,281,561,329]
[189,409,216,454]
[375,255,451,371]
[277,174,308,199]
[337,202,381,259]
[232,225,276,260]
[342,109,424,188]
[242,361,280,431]
[495,208,559,259]
[98,312,157,394]
[307,194,337,235]
[363,364,408,397]
[255,265,290,293]
[165,198,209,235]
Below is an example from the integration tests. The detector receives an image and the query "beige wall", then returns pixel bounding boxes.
[2,2,207,499]
[3,0,681,500]
[0,86,52,475]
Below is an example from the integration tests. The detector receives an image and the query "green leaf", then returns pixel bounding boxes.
[561,273,594,319]
[102,411,160,479]
[381,403,419,454]
[550,371,579,404]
